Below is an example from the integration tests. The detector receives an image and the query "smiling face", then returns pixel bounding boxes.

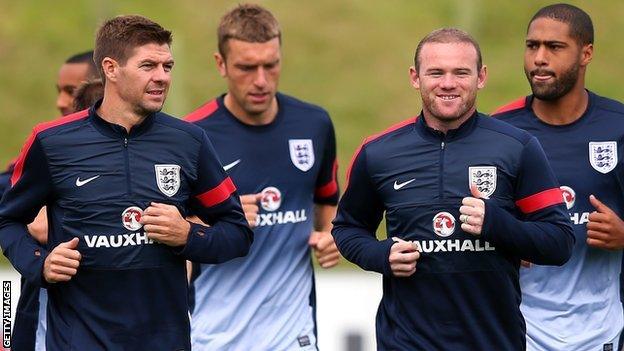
[524,17,591,101]
[113,43,174,116]
[216,38,281,124]
[410,42,486,130]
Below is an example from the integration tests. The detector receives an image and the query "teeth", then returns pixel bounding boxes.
[439,95,458,100]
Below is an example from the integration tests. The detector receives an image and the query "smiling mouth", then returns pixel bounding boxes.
[147,90,164,96]
[438,94,459,101]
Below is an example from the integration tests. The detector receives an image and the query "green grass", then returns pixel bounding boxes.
[1,0,623,268]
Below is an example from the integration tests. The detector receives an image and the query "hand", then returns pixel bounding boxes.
[240,194,262,228]
[460,184,486,236]
[43,237,81,283]
[27,206,48,244]
[520,260,532,268]
[389,237,420,277]
[309,231,340,268]
[586,195,624,250]
[142,202,191,247]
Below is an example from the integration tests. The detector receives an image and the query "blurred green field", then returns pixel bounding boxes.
[1,0,623,268]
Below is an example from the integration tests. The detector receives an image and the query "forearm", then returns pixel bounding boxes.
[0,221,48,285]
[481,202,574,265]
[176,221,253,263]
[332,225,394,274]
[314,204,336,232]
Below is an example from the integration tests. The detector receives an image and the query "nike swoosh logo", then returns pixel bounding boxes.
[393,178,415,190]
[223,159,241,171]
[75,175,100,187]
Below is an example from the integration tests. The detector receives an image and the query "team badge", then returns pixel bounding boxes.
[560,185,575,210]
[260,186,282,211]
[122,206,143,231]
[289,139,315,172]
[432,212,455,237]
[155,164,180,197]
[468,166,497,198]
[589,141,618,174]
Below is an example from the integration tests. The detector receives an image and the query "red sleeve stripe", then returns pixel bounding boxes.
[492,97,527,115]
[11,109,89,186]
[315,159,338,198]
[184,99,219,123]
[346,117,417,186]
[515,188,564,214]
[195,177,237,207]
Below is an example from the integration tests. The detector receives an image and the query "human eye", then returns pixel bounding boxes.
[525,41,538,50]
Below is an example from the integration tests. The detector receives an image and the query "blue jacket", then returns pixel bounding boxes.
[333,112,574,350]
[0,101,253,350]
[494,91,624,350]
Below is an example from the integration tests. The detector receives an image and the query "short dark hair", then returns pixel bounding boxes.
[414,28,482,72]
[529,3,594,45]
[73,79,104,111]
[218,4,281,59]
[94,15,172,81]
[65,50,98,79]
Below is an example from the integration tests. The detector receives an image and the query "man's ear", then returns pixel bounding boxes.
[101,57,118,82]
[214,53,227,78]
[409,66,420,90]
[477,65,488,90]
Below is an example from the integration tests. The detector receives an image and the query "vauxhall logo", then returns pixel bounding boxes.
[83,206,156,248]
[256,186,307,227]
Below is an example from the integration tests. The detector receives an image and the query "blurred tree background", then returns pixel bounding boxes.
[0,1,622,265]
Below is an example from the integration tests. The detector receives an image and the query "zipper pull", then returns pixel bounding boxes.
[441,141,445,150]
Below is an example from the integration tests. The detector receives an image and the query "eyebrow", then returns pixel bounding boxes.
[526,39,568,46]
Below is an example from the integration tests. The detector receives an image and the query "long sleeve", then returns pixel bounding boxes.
[481,137,574,265]
[332,143,394,275]
[177,132,253,263]
[0,133,51,285]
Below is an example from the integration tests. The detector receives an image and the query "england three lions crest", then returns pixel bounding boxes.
[589,141,618,174]
[468,166,497,199]
[289,139,315,172]
[155,164,180,197]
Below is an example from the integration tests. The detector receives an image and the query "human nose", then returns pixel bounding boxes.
[153,65,171,83]
[56,91,72,115]
[253,67,268,88]
[534,46,548,66]
[439,73,457,89]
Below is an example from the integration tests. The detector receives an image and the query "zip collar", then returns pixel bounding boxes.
[89,99,157,138]
[415,110,480,143]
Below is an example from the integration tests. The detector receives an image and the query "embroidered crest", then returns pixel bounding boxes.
[154,164,180,197]
[468,166,497,199]
[289,139,315,172]
[589,141,618,174]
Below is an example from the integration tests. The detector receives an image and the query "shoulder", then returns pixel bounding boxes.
[491,96,533,125]
[153,112,207,143]
[591,91,624,117]
[477,113,533,146]
[184,99,221,123]
[278,93,333,124]
[360,117,417,152]
[34,109,91,140]
[491,96,528,116]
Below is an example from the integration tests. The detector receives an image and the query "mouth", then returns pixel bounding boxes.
[530,70,555,82]
[146,87,165,97]
[437,94,460,101]
[248,92,270,103]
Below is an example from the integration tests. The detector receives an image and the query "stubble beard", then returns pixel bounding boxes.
[526,62,580,101]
